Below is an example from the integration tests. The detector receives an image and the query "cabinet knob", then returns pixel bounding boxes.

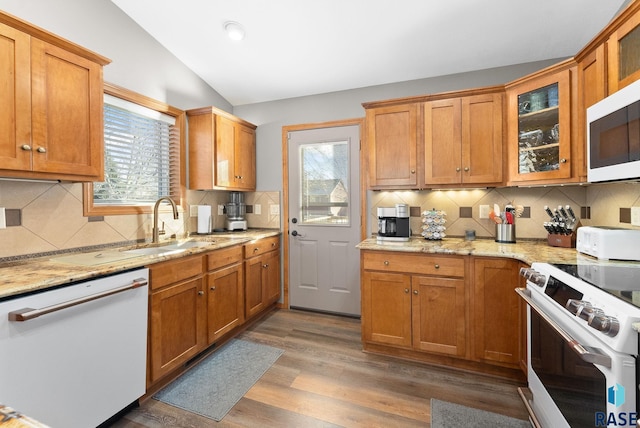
[271,242,276,247]
[383,260,389,266]
[263,264,269,268]
[404,288,409,294]
[456,167,461,172]
[36,147,46,153]
[464,167,469,172]
[198,290,204,296]
[21,144,32,151]
[434,264,440,269]
[210,286,216,291]
[413,290,418,295]
[560,158,567,163]
[411,169,415,174]
[254,248,259,253]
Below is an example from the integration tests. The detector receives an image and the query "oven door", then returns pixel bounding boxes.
[517,288,637,428]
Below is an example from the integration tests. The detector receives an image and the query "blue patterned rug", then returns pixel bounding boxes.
[154,339,284,421]
[431,399,530,427]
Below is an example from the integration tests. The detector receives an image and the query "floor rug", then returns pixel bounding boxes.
[153,339,284,421]
[431,399,531,428]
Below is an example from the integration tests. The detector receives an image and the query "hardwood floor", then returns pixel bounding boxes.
[111,308,529,427]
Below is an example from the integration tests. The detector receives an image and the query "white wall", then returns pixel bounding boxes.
[0,0,231,111]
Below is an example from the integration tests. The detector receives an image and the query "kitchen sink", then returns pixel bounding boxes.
[122,239,218,255]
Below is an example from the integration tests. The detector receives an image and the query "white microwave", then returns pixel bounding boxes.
[587,78,640,182]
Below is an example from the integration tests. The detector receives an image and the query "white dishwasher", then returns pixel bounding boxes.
[0,268,149,428]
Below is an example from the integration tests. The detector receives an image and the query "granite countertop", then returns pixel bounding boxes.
[0,229,281,300]
[357,236,620,266]
[0,405,49,427]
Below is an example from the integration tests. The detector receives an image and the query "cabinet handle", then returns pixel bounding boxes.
[464,167,469,172]
[21,144,32,151]
[434,264,440,269]
[383,260,389,266]
[560,158,567,163]
[404,288,409,294]
[413,290,418,295]
[410,169,415,174]
[36,147,46,153]
[253,248,259,253]
[456,167,461,172]
[210,286,216,291]
[263,264,269,268]
[271,242,276,247]
[198,290,204,296]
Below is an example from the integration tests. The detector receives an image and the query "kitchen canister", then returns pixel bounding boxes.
[495,224,516,243]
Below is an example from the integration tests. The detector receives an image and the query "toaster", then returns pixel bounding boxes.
[576,226,640,261]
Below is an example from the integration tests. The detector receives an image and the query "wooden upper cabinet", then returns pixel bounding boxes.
[423,91,503,186]
[0,22,31,172]
[187,107,257,191]
[0,13,109,181]
[608,5,640,93]
[364,103,419,189]
[506,60,582,184]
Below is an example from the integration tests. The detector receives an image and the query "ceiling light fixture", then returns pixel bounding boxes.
[224,21,245,41]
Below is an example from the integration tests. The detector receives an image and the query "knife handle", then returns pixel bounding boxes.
[544,205,554,219]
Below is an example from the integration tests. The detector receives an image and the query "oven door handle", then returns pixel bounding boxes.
[516,287,612,368]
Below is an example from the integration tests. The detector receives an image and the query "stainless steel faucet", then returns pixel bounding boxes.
[152,196,179,243]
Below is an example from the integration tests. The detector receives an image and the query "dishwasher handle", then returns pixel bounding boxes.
[8,277,148,322]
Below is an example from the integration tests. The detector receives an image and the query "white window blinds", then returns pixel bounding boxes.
[94,98,180,205]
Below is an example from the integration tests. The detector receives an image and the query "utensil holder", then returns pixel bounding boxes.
[547,233,576,248]
[495,224,516,243]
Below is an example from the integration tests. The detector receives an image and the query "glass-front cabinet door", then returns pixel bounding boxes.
[507,68,572,183]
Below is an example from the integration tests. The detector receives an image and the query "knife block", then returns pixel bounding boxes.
[547,232,576,248]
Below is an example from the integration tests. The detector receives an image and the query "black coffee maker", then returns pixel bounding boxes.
[377,204,410,242]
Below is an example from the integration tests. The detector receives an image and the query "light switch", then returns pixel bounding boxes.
[254,204,261,215]
[270,204,280,215]
[0,208,5,229]
[479,205,490,219]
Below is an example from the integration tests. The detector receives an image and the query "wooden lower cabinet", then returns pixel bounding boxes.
[244,236,281,319]
[361,251,466,356]
[471,257,522,367]
[149,274,206,385]
[147,237,281,389]
[206,260,244,344]
[412,275,466,357]
[362,270,412,347]
[361,250,524,379]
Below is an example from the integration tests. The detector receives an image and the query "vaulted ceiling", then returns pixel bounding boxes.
[112,0,628,106]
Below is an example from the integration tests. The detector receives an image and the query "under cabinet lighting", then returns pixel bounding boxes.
[224,21,245,41]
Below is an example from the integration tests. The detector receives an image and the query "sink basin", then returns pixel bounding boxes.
[122,239,215,256]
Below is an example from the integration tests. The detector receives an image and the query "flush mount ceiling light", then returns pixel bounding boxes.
[224,21,245,41]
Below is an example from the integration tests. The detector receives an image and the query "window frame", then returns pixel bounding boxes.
[83,82,186,216]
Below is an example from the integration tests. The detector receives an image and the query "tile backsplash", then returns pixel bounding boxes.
[0,180,280,259]
[1,178,639,258]
[369,182,640,239]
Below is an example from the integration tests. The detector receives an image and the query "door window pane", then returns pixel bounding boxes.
[299,141,349,225]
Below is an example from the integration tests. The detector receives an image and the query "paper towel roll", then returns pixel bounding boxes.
[197,205,212,234]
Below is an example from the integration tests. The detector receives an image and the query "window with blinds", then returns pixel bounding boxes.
[93,96,180,206]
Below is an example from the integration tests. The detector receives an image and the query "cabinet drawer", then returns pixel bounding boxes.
[149,255,203,290]
[244,235,280,258]
[362,251,464,278]
[206,245,243,271]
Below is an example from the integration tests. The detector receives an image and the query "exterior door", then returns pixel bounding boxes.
[288,125,361,316]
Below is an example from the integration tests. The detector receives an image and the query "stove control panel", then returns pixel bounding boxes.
[519,267,547,288]
[566,299,620,337]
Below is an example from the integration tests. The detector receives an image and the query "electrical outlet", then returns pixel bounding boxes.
[218,204,225,215]
[269,204,280,215]
[254,204,261,215]
[632,207,640,226]
[479,205,490,219]
[189,205,199,216]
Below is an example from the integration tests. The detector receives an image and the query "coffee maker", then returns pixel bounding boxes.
[225,191,247,231]
[377,204,410,242]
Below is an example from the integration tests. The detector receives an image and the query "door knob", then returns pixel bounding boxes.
[291,230,299,236]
